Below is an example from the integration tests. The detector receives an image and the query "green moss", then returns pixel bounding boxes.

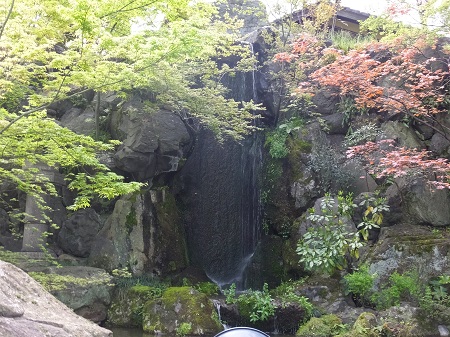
[29,271,111,292]
[297,314,343,337]
[153,192,189,274]
[108,285,162,327]
[353,312,378,336]
[125,207,137,233]
[194,282,219,296]
[143,287,222,334]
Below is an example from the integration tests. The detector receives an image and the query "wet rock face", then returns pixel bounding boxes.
[88,192,188,277]
[177,129,263,287]
[0,260,112,337]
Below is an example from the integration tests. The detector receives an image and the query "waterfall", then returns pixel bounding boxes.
[178,41,264,290]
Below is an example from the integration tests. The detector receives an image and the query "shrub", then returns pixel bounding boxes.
[236,283,275,322]
[195,282,220,296]
[343,266,376,307]
[297,192,389,273]
[373,271,421,309]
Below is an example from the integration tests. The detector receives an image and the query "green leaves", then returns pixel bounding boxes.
[0,0,261,216]
[297,191,390,273]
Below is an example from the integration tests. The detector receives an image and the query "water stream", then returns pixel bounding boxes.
[179,41,263,290]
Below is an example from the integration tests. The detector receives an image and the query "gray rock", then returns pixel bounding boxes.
[88,192,187,277]
[88,197,134,271]
[59,106,96,136]
[0,260,111,337]
[110,101,191,181]
[311,89,339,115]
[41,266,113,324]
[365,224,450,287]
[343,159,378,195]
[430,133,450,156]
[322,112,348,134]
[404,178,450,226]
[380,121,423,149]
[290,169,319,210]
[58,208,102,258]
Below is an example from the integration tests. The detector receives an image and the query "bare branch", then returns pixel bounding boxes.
[0,0,14,41]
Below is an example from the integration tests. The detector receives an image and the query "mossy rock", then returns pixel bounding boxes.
[107,285,161,327]
[296,314,342,337]
[338,312,378,337]
[142,286,222,335]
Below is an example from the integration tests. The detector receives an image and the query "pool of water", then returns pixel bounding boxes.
[109,328,294,337]
[110,327,152,337]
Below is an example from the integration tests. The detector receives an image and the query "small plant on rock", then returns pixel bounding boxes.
[176,322,192,337]
[236,283,275,323]
[343,265,377,307]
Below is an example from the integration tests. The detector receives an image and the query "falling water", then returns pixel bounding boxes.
[178,41,263,290]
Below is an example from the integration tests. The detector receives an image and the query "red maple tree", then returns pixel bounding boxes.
[274,34,450,188]
[347,139,450,189]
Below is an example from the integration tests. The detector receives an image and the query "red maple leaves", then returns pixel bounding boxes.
[273,33,450,189]
[347,140,450,189]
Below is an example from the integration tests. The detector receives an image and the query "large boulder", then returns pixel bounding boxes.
[107,285,161,328]
[387,177,450,227]
[365,224,450,287]
[380,121,423,149]
[87,197,134,271]
[110,97,192,181]
[88,191,187,277]
[0,260,111,337]
[58,208,102,258]
[42,266,113,324]
[59,107,96,136]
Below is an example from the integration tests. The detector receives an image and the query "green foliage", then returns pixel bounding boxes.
[265,129,289,159]
[265,117,304,159]
[309,144,350,192]
[330,31,374,54]
[343,265,376,306]
[296,314,344,337]
[194,282,220,296]
[297,192,389,273]
[113,273,168,293]
[111,268,132,278]
[373,271,421,309]
[236,283,275,323]
[344,123,380,147]
[224,283,237,304]
[359,15,415,41]
[0,0,260,221]
[176,322,192,336]
[419,275,450,322]
[271,280,313,321]
[337,96,368,128]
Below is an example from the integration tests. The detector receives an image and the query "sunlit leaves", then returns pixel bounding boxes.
[0,0,260,215]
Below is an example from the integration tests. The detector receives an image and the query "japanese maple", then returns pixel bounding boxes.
[347,139,450,189]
